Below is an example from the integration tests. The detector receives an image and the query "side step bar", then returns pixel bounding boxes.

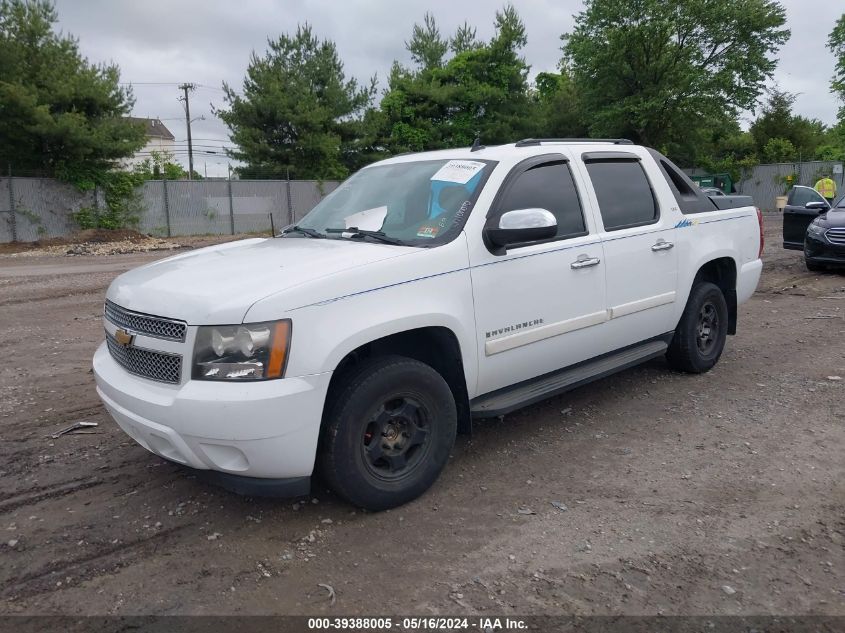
[470,339,669,418]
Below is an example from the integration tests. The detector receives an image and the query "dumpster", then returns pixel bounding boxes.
[691,172,733,194]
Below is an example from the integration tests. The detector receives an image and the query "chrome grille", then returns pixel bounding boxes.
[104,300,186,341]
[825,227,845,245]
[106,333,182,384]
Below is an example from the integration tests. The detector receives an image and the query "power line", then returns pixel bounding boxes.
[134,150,227,155]
[120,82,225,92]
[157,143,235,148]
[175,137,233,142]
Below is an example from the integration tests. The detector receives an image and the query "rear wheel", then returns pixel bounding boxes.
[318,355,456,510]
[666,281,729,374]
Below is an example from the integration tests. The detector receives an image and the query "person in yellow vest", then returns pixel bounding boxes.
[814,174,837,204]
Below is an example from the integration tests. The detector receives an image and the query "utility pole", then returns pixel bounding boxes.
[178,83,196,180]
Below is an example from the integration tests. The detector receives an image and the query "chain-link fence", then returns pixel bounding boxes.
[5,160,843,242]
[688,160,845,212]
[0,177,103,242]
[0,176,340,243]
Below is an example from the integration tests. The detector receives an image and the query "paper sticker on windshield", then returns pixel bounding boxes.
[344,206,387,231]
[430,160,486,184]
[416,225,440,239]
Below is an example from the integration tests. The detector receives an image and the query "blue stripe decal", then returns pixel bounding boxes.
[602,226,667,242]
[699,215,747,225]
[675,214,747,229]
[472,240,602,268]
[295,267,469,309]
[294,214,750,309]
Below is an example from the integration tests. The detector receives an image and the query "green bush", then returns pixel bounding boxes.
[62,166,145,231]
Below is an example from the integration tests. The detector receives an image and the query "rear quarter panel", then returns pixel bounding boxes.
[672,208,761,319]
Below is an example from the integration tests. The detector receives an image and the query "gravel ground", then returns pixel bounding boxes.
[0,215,842,616]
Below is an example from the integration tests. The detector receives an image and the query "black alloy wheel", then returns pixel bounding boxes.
[666,281,729,374]
[362,395,432,481]
[319,355,457,510]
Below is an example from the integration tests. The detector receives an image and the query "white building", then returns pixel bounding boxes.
[123,117,176,168]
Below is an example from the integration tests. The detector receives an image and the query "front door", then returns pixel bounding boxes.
[577,153,678,351]
[470,156,607,396]
[783,186,830,249]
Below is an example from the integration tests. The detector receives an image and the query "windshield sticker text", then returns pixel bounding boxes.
[450,200,473,226]
[431,160,486,185]
[417,225,440,238]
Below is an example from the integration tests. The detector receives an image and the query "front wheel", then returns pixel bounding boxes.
[318,355,457,510]
[666,281,729,374]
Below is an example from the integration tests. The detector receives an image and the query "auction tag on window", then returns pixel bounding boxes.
[343,206,387,231]
[430,160,486,184]
[416,224,440,238]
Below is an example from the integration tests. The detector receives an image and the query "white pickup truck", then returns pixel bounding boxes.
[93,139,764,510]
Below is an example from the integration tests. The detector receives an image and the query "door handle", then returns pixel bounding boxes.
[651,239,674,252]
[571,255,601,269]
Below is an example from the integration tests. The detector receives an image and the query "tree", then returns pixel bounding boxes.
[0,0,144,180]
[379,5,533,153]
[815,119,845,161]
[217,24,375,180]
[132,150,193,180]
[450,22,480,55]
[562,0,789,160]
[532,66,590,139]
[749,88,826,160]
[829,13,845,116]
[407,13,448,70]
[761,137,796,163]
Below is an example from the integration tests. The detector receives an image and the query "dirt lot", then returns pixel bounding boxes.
[0,216,842,617]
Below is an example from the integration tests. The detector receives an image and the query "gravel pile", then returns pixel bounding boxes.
[4,237,183,257]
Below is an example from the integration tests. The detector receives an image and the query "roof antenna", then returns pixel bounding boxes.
[470,135,484,152]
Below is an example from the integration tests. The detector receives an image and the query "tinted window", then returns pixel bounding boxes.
[586,160,658,230]
[496,162,586,239]
[787,186,826,207]
[646,148,716,214]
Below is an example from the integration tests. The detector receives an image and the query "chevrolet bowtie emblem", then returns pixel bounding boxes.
[114,328,134,346]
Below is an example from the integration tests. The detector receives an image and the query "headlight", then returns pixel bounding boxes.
[807,223,827,238]
[193,320,291,381]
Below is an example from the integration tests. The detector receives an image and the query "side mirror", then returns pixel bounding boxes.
[485,208,557,250]
[806,201,829,212]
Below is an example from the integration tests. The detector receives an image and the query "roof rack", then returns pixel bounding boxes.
[514,138,634,147]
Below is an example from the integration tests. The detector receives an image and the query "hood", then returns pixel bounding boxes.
[107,237,414,324]
[819,208,845,227]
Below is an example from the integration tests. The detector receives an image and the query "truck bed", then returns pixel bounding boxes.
[709,195,755,210]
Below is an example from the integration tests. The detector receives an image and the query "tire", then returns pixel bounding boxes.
[805,259,824,272]
[666,281,729,374]
[318,355,457,510]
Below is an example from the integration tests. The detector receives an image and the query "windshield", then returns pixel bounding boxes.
[295,158,496,246]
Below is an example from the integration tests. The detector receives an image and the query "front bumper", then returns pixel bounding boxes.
[93,342,332,482]
[804,234,845,267]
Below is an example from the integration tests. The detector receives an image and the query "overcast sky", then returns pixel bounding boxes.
[54,0,843,177]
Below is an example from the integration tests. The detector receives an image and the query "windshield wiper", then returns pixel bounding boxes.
[325,227,406,246]
[282,225,325,238]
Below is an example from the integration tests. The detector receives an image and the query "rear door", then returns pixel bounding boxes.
[577,152,679,351]
[783,186,830,249]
